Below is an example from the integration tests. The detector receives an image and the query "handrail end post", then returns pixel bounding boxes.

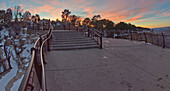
[99,36,102,49]
[161,33,166,48]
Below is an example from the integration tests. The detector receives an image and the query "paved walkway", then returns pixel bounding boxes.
[45,38,170,91]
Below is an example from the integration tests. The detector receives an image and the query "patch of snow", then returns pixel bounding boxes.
[10,75,24,91]
[25,63,29,67]
[1,28,9,36]
[0,60,18,91]
[138,41,152,45]
[0,28,40,90]
[18,69,22,73]
[103,56,108,59]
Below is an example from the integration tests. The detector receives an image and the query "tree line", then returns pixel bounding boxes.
[61,9,150,32]
[0,7,150,32]
[0,6,40,25]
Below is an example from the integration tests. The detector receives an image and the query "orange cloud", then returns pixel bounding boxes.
[19,0,169,28]
[125,15,144,22]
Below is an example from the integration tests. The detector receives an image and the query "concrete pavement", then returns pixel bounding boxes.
[45,38,170,91]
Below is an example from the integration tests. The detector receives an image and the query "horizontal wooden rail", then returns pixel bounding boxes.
[88,28,103,49]
[40,29,53,91]
[115,31,170,48]
[61,22,103,49]
[19,28,52,91]
[19,38,40,91]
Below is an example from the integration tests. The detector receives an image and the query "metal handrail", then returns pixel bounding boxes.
[19,38,40,91]
[40,29,53,91]
[19,28,52,91]
[89,28,102,37]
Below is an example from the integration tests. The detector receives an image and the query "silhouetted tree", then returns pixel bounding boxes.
[83,18,91,26]
[0,10,5,24]
[105,21,114,30]
[90,15,101,27]
[115,22,128,30]
[92,15,101,22]
[23,11,31,21]
[61,9,71,22]
[31,15,36,22]
[99,19,109,28]
[127,23,136,31]
[35,14,40,22]
[69,15,81,26]
[69,15,76,25]
[92,19,109,31]
[5,8,13,24]
[13,6,24,22]
[95,20,104,31]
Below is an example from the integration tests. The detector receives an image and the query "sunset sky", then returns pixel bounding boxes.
[0,0,170,28]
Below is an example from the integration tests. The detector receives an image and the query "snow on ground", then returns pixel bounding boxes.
[0,28,40,91]
[10,75,24,91]
[0,58,18,91]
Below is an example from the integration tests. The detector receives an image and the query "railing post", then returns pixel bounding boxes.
[76,27,78,31]
[161,33,165,48]
[100,34,102,49]
[130,31,133,40]
[156,34,159,45]
[140,33,142,41]
[43,22,44,31]
[39,36,42,47]
[144,32,147,43]
[69,24,70,30]
[38,23,40,31]
[47,39,50,51]
[64,25,66,30]
[33,23,34,30]
[48,22,50,30]
[47,30,50,51]
[150,33,153,44]
[88,28,90,37]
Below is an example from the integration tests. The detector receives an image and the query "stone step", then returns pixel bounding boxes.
[50,45,99,50]
[50,42,98,47]
[53,37,89,40]
[52,37,92,41]
[52,35,83,37]
[51,39,94,43]
[52,32,80,34]
[50,30,99,50]
[51,40,96,44]
[52,34,83,36]
[53,36,87,38]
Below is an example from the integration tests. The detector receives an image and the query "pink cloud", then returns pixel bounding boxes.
[125,15,144,22]
[159,12,170,17]
[28,4,55,14]
[0,2,7,9]
[21,0,170,26]
[82,7,95,17]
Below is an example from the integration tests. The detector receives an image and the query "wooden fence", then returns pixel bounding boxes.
[117,31,170,48]
[19,29,52,91]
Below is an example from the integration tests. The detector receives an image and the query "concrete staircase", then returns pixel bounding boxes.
[50,30,99,50]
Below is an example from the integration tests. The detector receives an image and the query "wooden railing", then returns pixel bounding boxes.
[62,23,103,49]
[19,28,52,91]
[28,22,51,31]
[87,27,103,49]
[116,31,170,48]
